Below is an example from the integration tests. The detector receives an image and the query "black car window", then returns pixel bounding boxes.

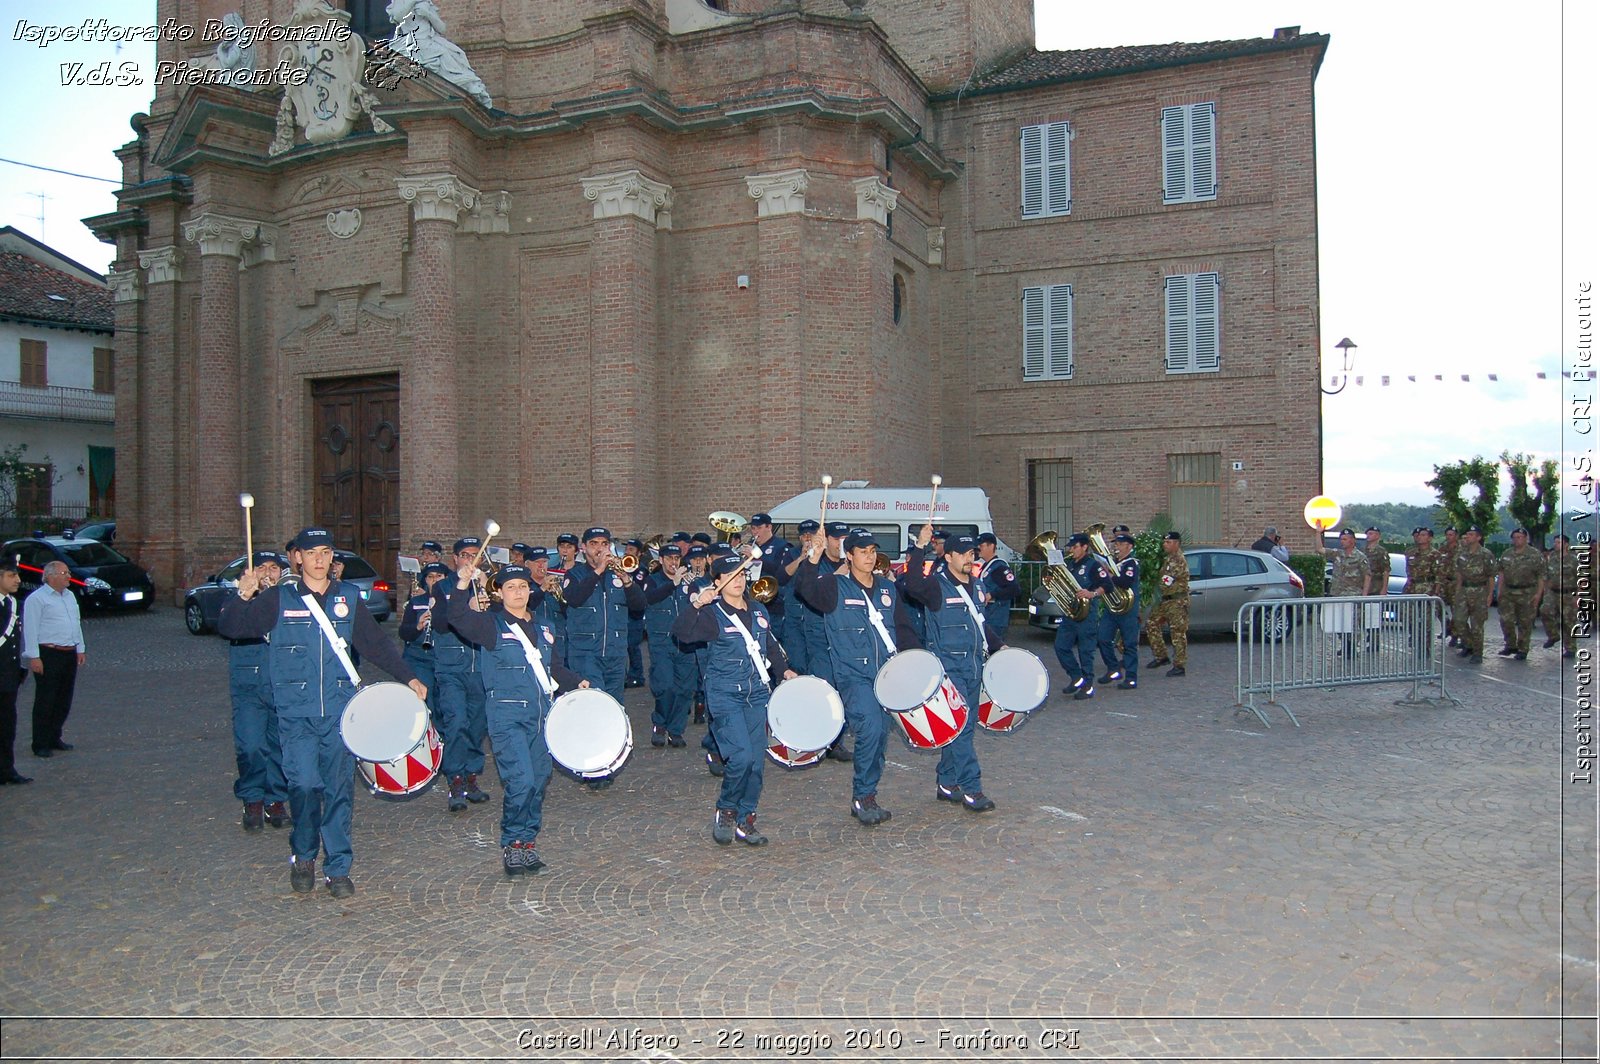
[58,542,129,567]
[336,554,377,579]
[218,559,248,582]
[1187,554,1205,579]
[1207,552,1260,579]
[19,544,54,571]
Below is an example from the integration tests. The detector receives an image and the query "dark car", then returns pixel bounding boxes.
[64,520,116,546]
[183,550,394,635]
[3,536,155,610]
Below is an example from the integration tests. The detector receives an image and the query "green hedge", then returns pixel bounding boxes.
[1287,553,1326,597]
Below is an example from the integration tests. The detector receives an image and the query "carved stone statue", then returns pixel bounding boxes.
[385,0,493,109]
[214,12,257,76]
[269,0,394,155]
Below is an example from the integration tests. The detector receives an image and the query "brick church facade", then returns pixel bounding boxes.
[89,0,1328,598]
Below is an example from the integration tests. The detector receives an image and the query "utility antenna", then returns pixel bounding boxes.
[28,190,50,238]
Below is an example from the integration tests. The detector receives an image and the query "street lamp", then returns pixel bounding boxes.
[1322,337,1357,395]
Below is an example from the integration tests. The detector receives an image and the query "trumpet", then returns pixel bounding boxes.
[608,553,639,575]
[542,573,567,605]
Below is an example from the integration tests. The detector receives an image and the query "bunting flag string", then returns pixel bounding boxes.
[1328,370,1592,388]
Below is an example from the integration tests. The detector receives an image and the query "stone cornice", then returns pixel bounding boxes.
[745,169,809,218]
[853,176,900,226]
[137,246,183,285]
[581,170,673,228]
[397,173,481,225]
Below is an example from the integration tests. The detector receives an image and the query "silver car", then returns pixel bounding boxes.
[1026,546,1306,637]
[183,550,394,635]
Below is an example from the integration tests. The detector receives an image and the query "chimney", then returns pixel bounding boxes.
[1273,26,1301,40]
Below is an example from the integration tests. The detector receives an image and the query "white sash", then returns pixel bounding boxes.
[300,590,363,686]
[952,581,988,637]
[715,604,771,681]
[858,580,898,655]
[0,595,16,650]
[504,619,556,698]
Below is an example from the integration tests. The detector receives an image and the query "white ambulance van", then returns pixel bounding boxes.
[763,484,1021,563]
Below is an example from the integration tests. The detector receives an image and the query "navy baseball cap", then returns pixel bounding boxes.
[583,526,611,543]
[453,536,482,553]
[844,531,877,551]
[825,521,850,538]
[712,542,736,556]
[659,544,683,558]
[420,562,451,580]
[418,540,444,553]
[284,538,297,552]
[524,547,550,563]
[1113,533,1135,544]
[931,529,950,541]
[670,531,693,545]
[495,564,533,588]
[976,532,998,546]
[1112,524,1131,535]
[945,535,978,555]
[711,554,745,578]
[511,542,532,555]
[295,527,334,550]
[251,550,287,568]
[750,513,772,526]
[686,545,709,560]
[625,538,645,551]
[692,532,713,545]
[556,533,579,546]
[797,519,820,534]
[1066,533,1090,547]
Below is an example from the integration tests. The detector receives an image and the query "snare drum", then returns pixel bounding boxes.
[546,689,633,779]
[766,675,845,768]
[978,647,1050,733]
[873,648,969,750]
[340,682,442,797]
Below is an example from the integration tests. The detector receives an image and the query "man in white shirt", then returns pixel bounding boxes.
[23,561,85,757]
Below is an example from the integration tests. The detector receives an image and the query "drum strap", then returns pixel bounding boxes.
[861,591,898,656]
[301,592,363,686]
[952,582,989,659]
[504,620,556,698]
[715,605,770,682]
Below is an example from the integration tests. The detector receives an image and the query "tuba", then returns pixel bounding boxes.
[709,511,748,543]
[1085,523,1136,615]
[1026,530,1090,622]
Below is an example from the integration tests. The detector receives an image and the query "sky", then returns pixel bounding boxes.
[0,1,1591,511]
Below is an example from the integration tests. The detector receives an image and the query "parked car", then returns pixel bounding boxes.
[1027,546,1305,638]
[1322,550,1408,596]
[2,536,155,610]
[64,520,116,546]
[183,550,394,635]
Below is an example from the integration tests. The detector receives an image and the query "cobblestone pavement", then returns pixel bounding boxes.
[0,606,1593,1062]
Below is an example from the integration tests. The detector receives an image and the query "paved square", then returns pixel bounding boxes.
[0,608,1592,1061]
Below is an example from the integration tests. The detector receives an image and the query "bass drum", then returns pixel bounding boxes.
[977,646,1050,733]
[873,648,968,751]
[766,675,845,768]
[546,688,633,779]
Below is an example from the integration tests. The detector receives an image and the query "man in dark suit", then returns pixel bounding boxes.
[0,562,31,784]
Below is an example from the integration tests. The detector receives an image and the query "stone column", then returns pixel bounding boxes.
[746,169,809,499]
[580,169,671,531]
[182,213,267,576]
[397,173,478,540]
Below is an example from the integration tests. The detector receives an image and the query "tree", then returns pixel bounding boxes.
[0,444,42,522]
[1426,457,1501,535]
[1501,451,1560,547]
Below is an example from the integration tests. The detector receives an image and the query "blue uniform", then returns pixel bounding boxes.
[901,552,1003,796]
[1097,553,1141,681]
[228,633,287,806]
[218,576,416,879]
[397,589,438,715]
[429,580,488,780]
[642,569,698,739]
[794,559,920,801]
[443,585,585,848]
[672,595,789,818]
[562,564,649,702]
[797,555,844,685]
[1054,554,1109,687]
[978,556,1021,636]
[753,535,797,642]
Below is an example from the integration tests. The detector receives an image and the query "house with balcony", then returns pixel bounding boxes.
[0,227,116,534]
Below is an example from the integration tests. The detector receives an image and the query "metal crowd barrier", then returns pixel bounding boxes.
[1234,594,1460,727]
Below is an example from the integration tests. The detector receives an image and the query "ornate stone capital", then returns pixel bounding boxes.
[460,190,512,234]
[853,175,900,227]
[182,213,267,259]
[746,169,809,218]
[581,170,674,229]
[927,226,946,267]
[107,266,141,304]
[137,245,183,285]
[397,173,480,226]
[241,222,280,269]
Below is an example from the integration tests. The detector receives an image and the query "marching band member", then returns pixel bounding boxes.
[219,527,425,898]
[685,543,713,729]
[975,532,1020,637]
[799,522,851,687]
[561,527,649,789]
[623,539,648,689]
[642,544,697,748]
[229,550,292,833]
[1096,533,1141,689]
[778,518,820,673]
[443,562,589,876]
[795,530,921,827]
[748,513,797,643]
[398,562,449,715]
[1054,533,1109,701]
[672,552,797,846]
[431,536,493,812]
[524,547,566,666]
[900,529,1002,813]
[553,533,580,575]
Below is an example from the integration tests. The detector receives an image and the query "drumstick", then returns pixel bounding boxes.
[818,473,832,529]
[240,493,255,573]
[474,519,502,594]
[927,473,942,526]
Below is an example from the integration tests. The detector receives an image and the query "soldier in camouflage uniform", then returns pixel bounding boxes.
[1324,529,1370,657]
[1452,526,1496,664]
[1539,534,1580,658]
[1404,527,1440,595]
[1436,527,1461,645]
[1494,528,1546,659]
[1143,532,1189,677]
